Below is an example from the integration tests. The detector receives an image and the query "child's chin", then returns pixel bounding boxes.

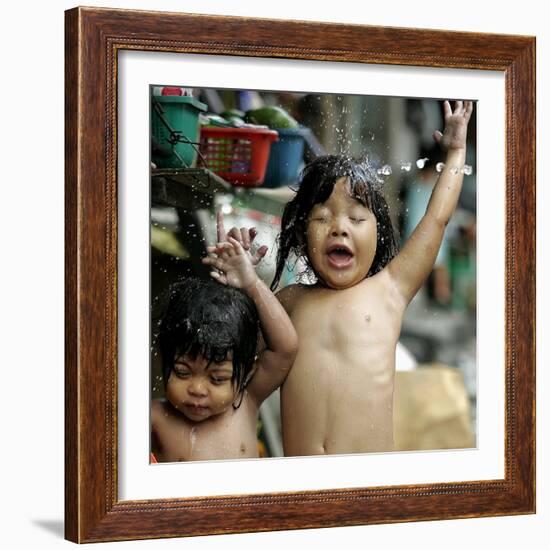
[183,411,211,422]
[183,406,228,422]
[182,407,212,421]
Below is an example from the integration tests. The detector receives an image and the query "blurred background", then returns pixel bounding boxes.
[149,85,477,458]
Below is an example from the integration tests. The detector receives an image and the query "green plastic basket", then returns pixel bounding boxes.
[151,95,207,168]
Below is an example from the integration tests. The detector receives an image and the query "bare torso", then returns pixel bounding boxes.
[151,392,259,462]
[280,269,405,456]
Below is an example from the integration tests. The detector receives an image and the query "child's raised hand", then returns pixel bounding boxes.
[202,237,259,290]
[433,100,473,152]
[216,211,268,267]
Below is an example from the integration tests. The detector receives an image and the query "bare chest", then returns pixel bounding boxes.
[291,283,402,355]
[155,401,258,462]
[281,281,402,454]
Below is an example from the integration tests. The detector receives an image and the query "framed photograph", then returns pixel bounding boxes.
[65,7,535,543]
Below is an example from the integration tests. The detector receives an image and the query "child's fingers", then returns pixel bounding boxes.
[216,211,227,243]
[433,130,443,145]
[443,100,452,119]
[217,241,236,257]
[213,241,235,259]
[209,271,227,285]
[203,252,219,262]
[203,253,231,271]
[454,100,463,114]
[464,101,473,121]
[228,236,244,255]
[252,245,268,265]
[208,244,228,259]
[202,256,225,270]
[240,227,251,250]
[227,226,242,242]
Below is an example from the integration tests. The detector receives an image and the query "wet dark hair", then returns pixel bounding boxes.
[157,277,260,402]
[271,155,399,290]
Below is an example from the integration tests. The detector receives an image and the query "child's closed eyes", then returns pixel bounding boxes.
[309,209,369,225]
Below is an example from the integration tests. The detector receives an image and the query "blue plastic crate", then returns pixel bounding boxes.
[262,126,310,188]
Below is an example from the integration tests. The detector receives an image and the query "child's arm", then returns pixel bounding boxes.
[150,399,163,458]
[201,238,298,406]
[386,100,473,306]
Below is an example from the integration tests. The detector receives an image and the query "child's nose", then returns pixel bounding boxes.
[188,379,208,396]
[330,218,349,237]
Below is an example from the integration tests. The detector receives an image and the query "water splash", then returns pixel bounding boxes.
[189,426,197,449]
[416,158,429,169]
[377,165,392,176]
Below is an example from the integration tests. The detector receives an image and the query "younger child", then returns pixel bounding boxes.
[219,100,473,456]
[151,237,297,461]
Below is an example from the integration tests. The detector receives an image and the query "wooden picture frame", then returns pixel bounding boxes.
[65,6,535,543]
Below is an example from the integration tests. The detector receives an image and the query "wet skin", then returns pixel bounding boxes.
[280,277,404,455]
[279,101,472,456]
[279,179,404,455]
[151,354,259,461]
[306,178,378,290]
[151,240,298,462]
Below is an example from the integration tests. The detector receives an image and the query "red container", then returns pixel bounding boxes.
[199,126,279,187]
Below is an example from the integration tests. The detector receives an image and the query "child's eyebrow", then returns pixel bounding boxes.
[350,202,369,211]
[310,204,330,213]
[349,198,371,211]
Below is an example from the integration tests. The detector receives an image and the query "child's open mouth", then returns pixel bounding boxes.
[326,244,354,268]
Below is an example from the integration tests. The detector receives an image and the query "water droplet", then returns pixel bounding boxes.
[377,165,392,176]
[462,164,473,175]
[436,162,445,173]
[189,426,197,448]
[400,162,412,172]
[416,158,428,169]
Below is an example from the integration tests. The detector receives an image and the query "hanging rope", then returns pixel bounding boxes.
[152,96,209,169]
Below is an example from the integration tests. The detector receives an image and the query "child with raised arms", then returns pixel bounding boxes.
[216,100,473,456]
[151,231,297,461]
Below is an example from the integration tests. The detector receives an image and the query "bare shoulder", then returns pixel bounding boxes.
[151,398,170,430]
[275,283,309,315]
